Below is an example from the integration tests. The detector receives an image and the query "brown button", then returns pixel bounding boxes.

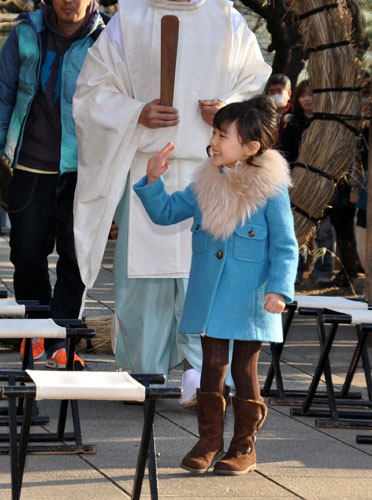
[217,250,223,259]
[195,224,200,230]
[248,230,255,237]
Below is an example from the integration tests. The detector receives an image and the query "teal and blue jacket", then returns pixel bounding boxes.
[0,9,103,173]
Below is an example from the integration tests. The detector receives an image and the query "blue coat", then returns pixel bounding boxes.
[134,175,298,343]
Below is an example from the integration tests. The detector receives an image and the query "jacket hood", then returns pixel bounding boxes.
[193,149,292,240]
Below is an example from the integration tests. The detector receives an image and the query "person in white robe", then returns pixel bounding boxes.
[72,0,271,400]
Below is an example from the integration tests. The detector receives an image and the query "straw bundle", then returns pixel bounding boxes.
[0,0,32,11]
[77,315,114,354]
[282,0,363,246]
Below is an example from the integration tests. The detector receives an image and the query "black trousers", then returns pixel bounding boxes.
[330,206,358,278]
[7,169,85,354]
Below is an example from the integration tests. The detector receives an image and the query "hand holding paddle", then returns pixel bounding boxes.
[138,99,179,128]
[198,99,224,126]
[138,15,180,129]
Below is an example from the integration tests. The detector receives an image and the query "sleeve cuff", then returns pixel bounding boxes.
[265,286,294,305]
[133,175,165,196]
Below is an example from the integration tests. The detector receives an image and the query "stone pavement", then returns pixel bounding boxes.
[0,235,372,499]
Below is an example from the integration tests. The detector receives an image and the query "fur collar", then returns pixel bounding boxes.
[192,149,291,240]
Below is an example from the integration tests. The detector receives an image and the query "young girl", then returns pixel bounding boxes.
[280,79,313,164]
[134,96,298,476]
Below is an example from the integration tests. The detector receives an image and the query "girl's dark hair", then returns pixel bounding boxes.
[213,96,278,158]
[293,79,311,115]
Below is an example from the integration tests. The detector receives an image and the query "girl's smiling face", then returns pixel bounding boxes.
[209,121,260,168]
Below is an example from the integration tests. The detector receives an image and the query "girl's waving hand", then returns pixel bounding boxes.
[147,142,176,184]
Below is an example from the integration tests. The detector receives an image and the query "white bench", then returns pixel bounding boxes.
[263,295,370,403]
[286,306,372,435]
[0,318,94,448]
[1,370,181,500]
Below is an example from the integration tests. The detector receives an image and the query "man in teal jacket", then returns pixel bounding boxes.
[0,0,104,368]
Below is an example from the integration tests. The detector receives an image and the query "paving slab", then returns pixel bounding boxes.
[0,235,372,499]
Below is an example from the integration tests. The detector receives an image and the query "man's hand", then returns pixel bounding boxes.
[198,99,224,126]
[138,99,179,128]
[146,142,176,184]
[264,293,286,314]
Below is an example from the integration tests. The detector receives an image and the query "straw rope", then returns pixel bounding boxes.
[283,0,363,246]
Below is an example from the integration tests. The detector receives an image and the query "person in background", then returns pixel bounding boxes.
[354,169,368,273]
[329,175,360,288]
[281,79,335,287]
[280,80,311,164]
[352,75,371,278]
[0,0,104,368]
[328,77,368,289]
[265,73,292,145]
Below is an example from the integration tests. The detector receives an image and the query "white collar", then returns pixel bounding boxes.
[193,150,292,240]
[150,0,208,11]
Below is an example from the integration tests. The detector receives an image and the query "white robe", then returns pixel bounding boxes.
[73,0,271,288]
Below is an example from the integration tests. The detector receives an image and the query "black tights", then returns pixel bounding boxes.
[200,336,262,400]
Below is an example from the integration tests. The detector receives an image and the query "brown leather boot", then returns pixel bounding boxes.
[181,389,226,473]
[214,396,267,476]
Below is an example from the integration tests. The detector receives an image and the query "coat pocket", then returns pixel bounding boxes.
[233,223,267,262]
[191,219,207,253]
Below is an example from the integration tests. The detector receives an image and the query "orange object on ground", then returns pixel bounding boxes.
[20,338,45,360]
[46,348,84,370]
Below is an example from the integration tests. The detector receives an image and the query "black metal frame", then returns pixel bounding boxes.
[262,302,296,399]
[1,374,181,500]
[0,302,50,425]
[289,314,372,430]
[0,321,95,454]
[264,305,366,405]
[356,435,372,444]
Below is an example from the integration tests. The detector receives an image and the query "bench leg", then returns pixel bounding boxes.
[56,400,69,440]
[299,322,339,415]
[132,399,157,500]
[71,400,83,449]
[18,396,34,492]
[341,326,371,400]
[316,315,339,420]
[290,319,372,428]
[361,342,372,401]
[17,339,34,418]
[262,305,295,396]
[148,429,158,500]
[8,396,20,500]
[287,319,339,415]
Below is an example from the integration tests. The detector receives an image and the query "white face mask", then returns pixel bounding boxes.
[270,93,285,108]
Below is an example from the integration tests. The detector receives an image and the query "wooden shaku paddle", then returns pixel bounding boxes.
[160,15,180,107]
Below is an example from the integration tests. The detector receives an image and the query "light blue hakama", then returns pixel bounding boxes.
[113,183,205,382]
